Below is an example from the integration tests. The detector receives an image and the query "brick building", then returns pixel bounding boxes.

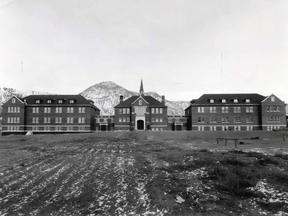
[1,95,100,135]
[185,93,286,131]
[114,80,168,131]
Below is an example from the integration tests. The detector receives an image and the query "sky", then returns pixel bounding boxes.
[0,0,287,101]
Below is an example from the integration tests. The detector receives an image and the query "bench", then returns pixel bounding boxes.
[216,138,239,148]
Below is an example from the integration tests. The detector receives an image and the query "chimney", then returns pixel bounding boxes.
[120,95,124,102]
[162,95,165,105]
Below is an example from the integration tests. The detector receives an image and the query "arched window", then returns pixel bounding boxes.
[139,100,142,105]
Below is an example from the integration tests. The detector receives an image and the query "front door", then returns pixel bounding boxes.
[137,120,144,130]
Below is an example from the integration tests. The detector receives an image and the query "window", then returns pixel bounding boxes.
[32,117,39,123]
[12,98,16,103]
[210,107,216,113]
[8,107,11,113]
[56,107,62,113]
[119,108,122,114]
[222,117,229,123]
[47,100,52,103]
[198,107,204,113]
[222,107,229,113]
[210,126,216,131]
[151,118,155,122]
[58,100,63,103]
[198,126,204,131]
[151,108,154,114]
[210,117,217,123]
[159,118,163,122]
[32,126,38,131]
[123,108,126,114]
[32,107,39,113]
[139,100,142,105]
[246,107,253,113]
[78,117,85,123]
[69,99,74,103]
[156,118,159,122]
[127,108,130,114]
[159,108,163,114]
[79,107,85,113]
[246,117,253,123]
[55,117,62,123]
[7,117,11,123]
[234,126,241,131]
[17,107,20,113]
[234,107,241,113]
[234,117,241,123]
[44,126,50,132]
[271,96,275,102]
[36,100,40,104]
[67,117,73,123]
[245,99,251,103]
[67,107,74,113]
[210,99,214,103]
[155,108,159,114]
[44,117,50,123]
[119,117,122,123]
[233,99,238,103]
[198,117,204,123]
[221,99,226,103]
[126,117,130,122]
[44,107,51,113]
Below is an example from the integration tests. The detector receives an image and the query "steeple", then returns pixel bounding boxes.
[139,79,144,95]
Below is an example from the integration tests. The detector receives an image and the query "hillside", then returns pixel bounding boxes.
[80,81,190,115]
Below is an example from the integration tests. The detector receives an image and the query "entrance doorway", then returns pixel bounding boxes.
[137,120,144,130]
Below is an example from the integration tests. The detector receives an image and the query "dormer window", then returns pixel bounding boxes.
[58,100,63,104]
[245,99,251,103]
[271,96,275,102]
[69,99,75,104]
[12,98,16,103]
[35,100,40,104]
[47,100,52,104]
[210,99,214,103]
[233,99,238,103]
[221,99,226,103]
[139,100,142,105]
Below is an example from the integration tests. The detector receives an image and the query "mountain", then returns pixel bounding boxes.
[80,81,190,115]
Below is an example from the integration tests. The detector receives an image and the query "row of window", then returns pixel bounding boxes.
[96,118,113,123]
[7,107,20,113]
[32,107,86,114]
[267,116,281,123]
[167,119,187,123]
[197,126,254,131]
[7,117,20,123]
[119,108,130,114]
[198,106,254,113]
[31,126,85,131]
[151,117,163,122]
[151,128,164,131]
[119,117,130,123]
[266,105,280,112]
[7,126,20,131]
[32,117,86,124]
[208,98,251,104]
[35,99,75,104]
[151,108,163,114]
[197,116,254,123]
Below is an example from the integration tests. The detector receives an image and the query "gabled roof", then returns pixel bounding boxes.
[115,95,167,108]
[23,94,100,110]
[191,93,266,105]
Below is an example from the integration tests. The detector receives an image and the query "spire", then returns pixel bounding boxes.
[139,79,144,95]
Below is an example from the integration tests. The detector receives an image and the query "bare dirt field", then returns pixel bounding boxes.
[1,131,288,216]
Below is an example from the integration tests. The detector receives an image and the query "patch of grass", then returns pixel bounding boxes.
[209,165,261,197]
[257,201,288,214]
